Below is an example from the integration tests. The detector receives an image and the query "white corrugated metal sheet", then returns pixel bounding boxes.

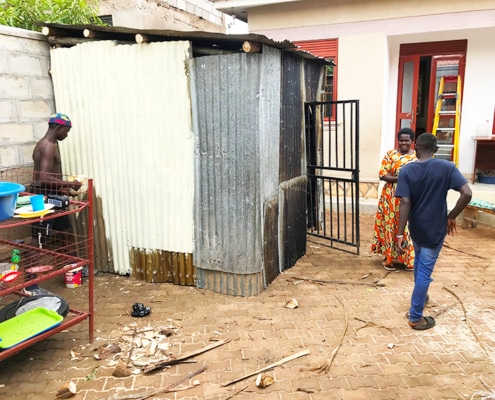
[50,40,194,274]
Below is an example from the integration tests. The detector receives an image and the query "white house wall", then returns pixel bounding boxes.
[248,4,495,181]
[50,40,194,274]
[457,30,495,173]
[337,33,388,179]
[247,0,495,33]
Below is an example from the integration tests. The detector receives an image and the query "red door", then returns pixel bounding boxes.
[396,55,420,136]
[395,40,467,146]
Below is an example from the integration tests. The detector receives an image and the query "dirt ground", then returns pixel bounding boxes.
[1,214,495,399]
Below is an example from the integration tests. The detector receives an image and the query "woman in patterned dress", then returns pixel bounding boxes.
[371,128,417,270]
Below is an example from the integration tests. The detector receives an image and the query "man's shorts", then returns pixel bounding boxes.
[31,215,71,238]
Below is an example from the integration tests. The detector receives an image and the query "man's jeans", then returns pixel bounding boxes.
[409,240,444,322]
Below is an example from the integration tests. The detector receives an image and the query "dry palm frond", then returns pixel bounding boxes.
[443,287,489,357]
[471,377,495,399]
[307,295,348,374]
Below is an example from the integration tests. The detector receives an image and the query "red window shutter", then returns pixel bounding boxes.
[293,39,338,60]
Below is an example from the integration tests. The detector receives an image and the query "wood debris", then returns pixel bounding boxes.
[55,381,76,399]
[224,383,251,400]
[108,366,206,400]
[289,276,384,287]
[255,373,274,388]
[142,339,231,373]
[443,286,489,357]
[297,387,315,394]
[112,360,131,377]
[95,343,122,360]
[92,322,182,374]
[222,349,310,387]
[284,298,299,309]
[355,317,393,333]
[307,296,348,374]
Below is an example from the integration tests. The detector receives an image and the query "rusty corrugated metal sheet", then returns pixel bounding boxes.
[280,51,303,183]
[45,28,326,293]
[263,196,279,285]
[280,176,307,270]
[190,45,282,295]
[278,57,325,271]
[195,268,264,296]
[191,52,263,274]
[130,249,195,285]
[303,61,326,103]
[51,40,195,277]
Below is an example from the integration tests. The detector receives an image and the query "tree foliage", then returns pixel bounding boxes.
[0,0,102,32]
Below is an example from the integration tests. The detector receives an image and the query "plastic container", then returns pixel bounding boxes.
[478,174,495,185]
[29,194,45,212]
[0,307,63,349]
[0,182,25,222]
[64,266,82,288]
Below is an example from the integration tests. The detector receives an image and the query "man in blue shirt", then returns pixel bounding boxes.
[396,133,472,330]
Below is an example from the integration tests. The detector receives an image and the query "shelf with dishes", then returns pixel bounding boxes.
[0,194,88,228]
[0,175,94,360]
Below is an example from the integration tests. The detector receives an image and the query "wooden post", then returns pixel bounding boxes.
[83,29,100,38]
[135,34,148,44]
[42,27,69,37]
[242,41,261,53]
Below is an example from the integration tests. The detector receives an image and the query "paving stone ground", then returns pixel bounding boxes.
[1,214,495,399]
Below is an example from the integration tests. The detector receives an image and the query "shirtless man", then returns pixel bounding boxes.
[30,113,89,282]
[32,113,82,195]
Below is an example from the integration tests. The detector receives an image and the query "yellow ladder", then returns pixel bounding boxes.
[432,75,462,166]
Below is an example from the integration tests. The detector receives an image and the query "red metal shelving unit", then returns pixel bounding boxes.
[0,178,94,360]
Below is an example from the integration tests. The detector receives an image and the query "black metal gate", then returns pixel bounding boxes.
[305,100,360,254]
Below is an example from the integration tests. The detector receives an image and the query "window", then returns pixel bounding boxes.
[293,39,338,119]
[96,15,113,26]
[324,63,334,118]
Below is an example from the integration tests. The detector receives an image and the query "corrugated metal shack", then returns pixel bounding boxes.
[41,23,331,296]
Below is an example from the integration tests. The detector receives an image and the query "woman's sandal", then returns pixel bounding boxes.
[382,261,395,271]
[408,316,435,330]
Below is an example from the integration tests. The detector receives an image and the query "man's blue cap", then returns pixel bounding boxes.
[48,113,72,127]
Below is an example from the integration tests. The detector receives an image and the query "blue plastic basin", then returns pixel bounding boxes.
[0,182,25,222]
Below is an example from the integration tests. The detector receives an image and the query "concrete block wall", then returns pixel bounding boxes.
[167,0,223,26]
[99,1,225,32]
[0,25,54,169]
